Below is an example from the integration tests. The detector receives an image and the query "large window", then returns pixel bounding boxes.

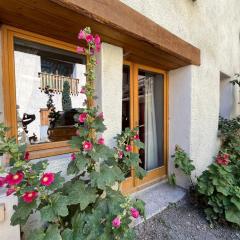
[2,27,86,159]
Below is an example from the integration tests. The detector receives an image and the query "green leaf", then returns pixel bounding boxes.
[90,164,124,190]
[225,207,240,225]
[66,181,97,210]
[44,224,62,240]
[40,193,69,222]
[47,172,65,191]
[75,154,88,172]
[231,197,240,210]
[11,200,38,226]
[61,229,73,240]
[133,140,144,149]
[27,229,45,240]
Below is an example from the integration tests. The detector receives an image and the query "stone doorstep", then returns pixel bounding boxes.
[131,180,186,226]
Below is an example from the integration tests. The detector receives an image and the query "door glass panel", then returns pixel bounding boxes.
[122,65,130,130]
[138,70,164,171]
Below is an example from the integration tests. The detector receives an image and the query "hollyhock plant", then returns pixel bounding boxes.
[71,153,76,161]
[98,112,104,120]
[5,171,24,186]
[78,30,85,40]
[40,173,55,186]
[0,177,5,187]
[23,191,38,203]
[98,137,104,145]
[112,217,121,228]
[130,208,140,219]
[79,113,88,123]
[133,134,140,140]
[118,151,123,159]
[6,187,15,196]
[94,34,101,45]
[77,46,85,54]
[83,141,93,151]
[216,153,230,166]
[85,34,94,43]
[126,145,132,152]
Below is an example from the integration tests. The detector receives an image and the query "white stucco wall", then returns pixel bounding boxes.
[121,0,240,182]
[95,42,123,147]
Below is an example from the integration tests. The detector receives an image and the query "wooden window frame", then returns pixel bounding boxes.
[1,25,85,160]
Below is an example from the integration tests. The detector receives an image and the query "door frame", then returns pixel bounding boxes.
[121,61,169,194]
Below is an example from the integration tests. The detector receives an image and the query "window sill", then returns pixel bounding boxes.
[26,141,77,160]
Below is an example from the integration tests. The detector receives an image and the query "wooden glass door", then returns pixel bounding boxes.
[121,62,168,194]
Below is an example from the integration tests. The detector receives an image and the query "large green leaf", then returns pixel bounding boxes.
[44,224,62,240]
[66,181,97,210]
[90,164,124,190]
[61,228,73,240]
[225,207,240,225]
[11,200,38,226]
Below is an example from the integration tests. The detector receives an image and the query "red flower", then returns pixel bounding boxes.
[85,34,94,43]
[6,187,16,196]
[0,177,6,187]
[40,173,55,186]
[94,34,101,45]
[133,134,140,140]
[83,141,93,151]
[71,153,76,161]
[22,191,38,203]
[98,137,105,145]
[216,153,230,166]
[24,151,30,161]
[130,208,140,218]
[126,145,132,152]
[118,151,123,159]
[79,113,88,123]
[5,171,24,186]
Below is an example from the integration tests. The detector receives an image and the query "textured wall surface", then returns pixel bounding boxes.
[96,42,123,147]
[121,0,240,181]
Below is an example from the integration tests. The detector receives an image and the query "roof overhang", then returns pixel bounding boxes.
[0,0,200,70]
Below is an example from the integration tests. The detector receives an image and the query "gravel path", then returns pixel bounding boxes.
[135,198,240,240]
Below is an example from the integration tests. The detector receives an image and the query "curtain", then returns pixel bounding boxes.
[144,77,158,170]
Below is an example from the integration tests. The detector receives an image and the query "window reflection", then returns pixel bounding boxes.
[14,38,86,144]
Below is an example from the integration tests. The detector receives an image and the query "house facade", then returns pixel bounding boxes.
[0,0,239,238]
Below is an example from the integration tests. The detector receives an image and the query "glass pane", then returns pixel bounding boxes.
[122,65,130,130]
[138,69,164,171]
[14,38,86,145]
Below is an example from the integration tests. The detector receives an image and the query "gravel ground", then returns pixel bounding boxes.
[134,198,240,240]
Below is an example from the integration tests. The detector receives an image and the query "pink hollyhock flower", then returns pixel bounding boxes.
[83,141,93,151]
[40,173,55,186]
[22,191,38,203]
[6,187,16,196]
[118,151,123,159]
[216,153,230,166]
[5,171,24,186]
[79,113,88,123]
[94,34,101,45]
[126,145,132,152]
[71,153,76,161]
[98,137,104,145]
[80,86,86,94]
[98,112,104,120]
[76,46,85,54]
[24,151,30,161]
[133,134,140,140]
[96,43,101,52]
[78,30,85,40]
[0,177,6,187]
[112,217,121,228]
[130,208,140,219]
[86,34,94,43]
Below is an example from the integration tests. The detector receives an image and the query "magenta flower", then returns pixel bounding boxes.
[130,208,140,219]
[94,34,101,45]
[6,187,15,196]
[118,151,123,159]
[80,86,86,94]
[71,153,76,161]
[133,134,140,140]
[98,112,104,120]
[83,141,93,151]
[96,43,101,52]
[77,46,85,54]
[0,177,6,187]
[125,145,132,152]
[22,191,38,203]
[5,171,24,186]
[40,173,55,186]
[112,217,121,228]
[86,34,94,43]
[79,113,88,123]
[98,137,105,145]
[216,153,230,166]
[78,30,85,40]
[24,151,30,161]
